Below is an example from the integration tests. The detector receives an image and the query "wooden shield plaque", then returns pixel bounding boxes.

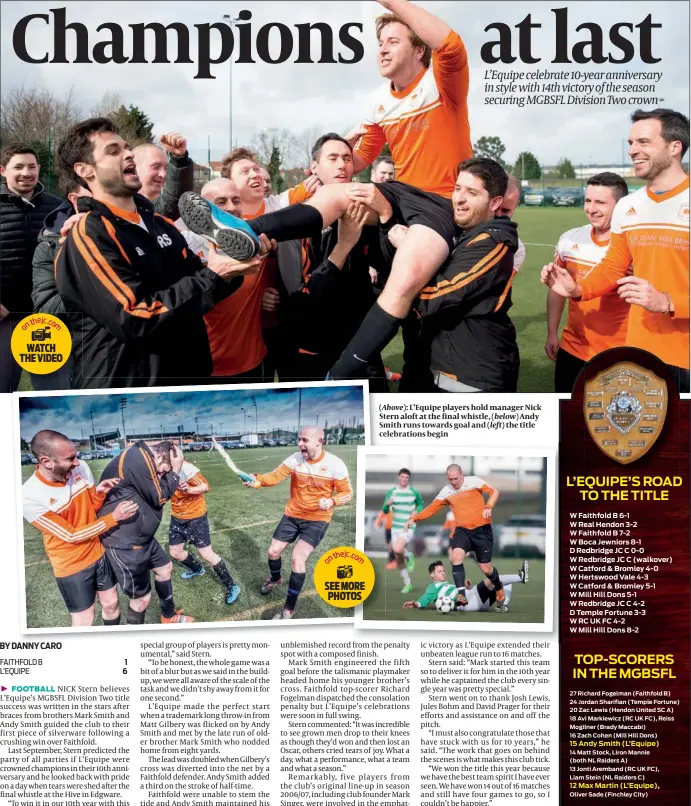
[583,361,667,464]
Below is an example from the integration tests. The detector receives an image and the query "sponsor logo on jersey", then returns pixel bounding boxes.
[678,203,690,222]
[136,247,145,256]
[625,207,637,216]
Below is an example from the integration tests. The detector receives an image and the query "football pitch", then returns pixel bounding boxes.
[382,206,587,392]
[21,445,357,628]
[362,556,546,625]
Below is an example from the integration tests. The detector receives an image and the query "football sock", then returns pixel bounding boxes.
[126,605,146,625]
[329,304,403,379]
[452,563,466,589]
[213,559,235,590]
[387,545,395,562]
[485,567,503,589]
[477,583,491,604]
[500,574,522,585]
[285,571,306,612]
[249,204,323,242]
[181,553,203,573]
[269,557,282,582]
[103,615,120,626]
[155,579,176,618]
[400,568,411,586]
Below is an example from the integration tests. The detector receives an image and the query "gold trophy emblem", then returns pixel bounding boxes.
[583,362,667,464]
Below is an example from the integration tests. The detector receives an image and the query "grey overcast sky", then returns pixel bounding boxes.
[1,1,688,166]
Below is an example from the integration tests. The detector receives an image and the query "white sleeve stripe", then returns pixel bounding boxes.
[35,515,106,543]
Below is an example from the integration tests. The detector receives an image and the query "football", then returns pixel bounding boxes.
[436,595,455,614]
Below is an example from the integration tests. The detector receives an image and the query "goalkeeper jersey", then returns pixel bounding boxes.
[418,581,459,608]
[382,486,425,531]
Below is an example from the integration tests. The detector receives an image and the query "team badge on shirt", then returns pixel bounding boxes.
[584,362,668,464]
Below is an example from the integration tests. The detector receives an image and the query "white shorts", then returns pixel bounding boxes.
[391,527,414,545]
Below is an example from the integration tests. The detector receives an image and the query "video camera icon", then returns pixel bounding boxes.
[31,327,52,342]
[336,565,353,579]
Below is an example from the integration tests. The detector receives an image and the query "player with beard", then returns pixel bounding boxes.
[54,118,259,388]
[99,440,195,624]
[542,108,690,392]
[22,430,138,627]
[269,134,388,386]
[243,427,353,620]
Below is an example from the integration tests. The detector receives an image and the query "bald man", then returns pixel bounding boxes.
[133,133,193,220]
[244,427,353,619]
[181,177,275,382]
[22,430,138,627]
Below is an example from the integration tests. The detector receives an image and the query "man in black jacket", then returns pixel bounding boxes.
[0,143,62,392]
[270,133,388,389]
[406,159,520,392]
[55,117,259,389]
[30,178,92,390]
[98,440,193,625]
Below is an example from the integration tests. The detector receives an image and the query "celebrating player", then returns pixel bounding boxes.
[243,426,353,620]
[133,133,194,220]
[542,108,690,392]
[380,468,425,593]
[167,459,240,605]
[407,464,504,602]
[351,0,471,196]
[545,173,630,393]
[98,440,195,625]
[22,430,138,627]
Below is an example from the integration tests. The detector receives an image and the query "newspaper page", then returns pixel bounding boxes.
[0,2,688,806]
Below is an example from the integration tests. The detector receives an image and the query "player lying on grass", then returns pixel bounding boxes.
[403,560,529,613]
[167,459,240,605]
[242,426,353,620]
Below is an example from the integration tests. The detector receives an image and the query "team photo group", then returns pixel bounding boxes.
[1,0,688,395]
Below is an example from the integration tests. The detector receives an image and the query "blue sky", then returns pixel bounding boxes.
[18,385,365,441]
[1,1,687,166]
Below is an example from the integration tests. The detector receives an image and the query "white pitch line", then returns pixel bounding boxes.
[523,242,556,248]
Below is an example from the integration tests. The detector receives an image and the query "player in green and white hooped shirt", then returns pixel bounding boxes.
[381,468,425,594]
[403,560,529,612]
[402,560,468,609]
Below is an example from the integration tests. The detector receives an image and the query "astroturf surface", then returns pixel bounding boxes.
[381,206,587,392]
[22,445,357,628]
[362,556,545,625]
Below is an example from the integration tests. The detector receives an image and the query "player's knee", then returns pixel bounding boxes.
[291,557,307,574]
[71,605,95,627]
[169,545,186,560]
[131,592,151,612]
[99,587,119,612]
[268,546,282,561]
[199,546,219,565]
[154,562,173,581]
[480,563,493,575]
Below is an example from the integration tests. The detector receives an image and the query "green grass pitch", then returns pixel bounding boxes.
[362,556,545,625]
[21,445,357,628]
[382,206,587,392]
